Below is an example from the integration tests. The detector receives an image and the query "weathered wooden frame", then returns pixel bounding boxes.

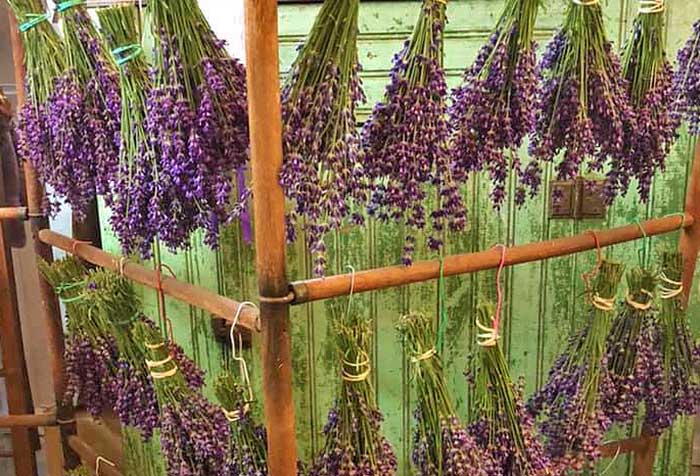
[1,1,698,476]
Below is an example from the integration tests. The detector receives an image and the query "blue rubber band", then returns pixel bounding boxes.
[111,44,143,66]
[56,0,85,12]
[19,13,49,32]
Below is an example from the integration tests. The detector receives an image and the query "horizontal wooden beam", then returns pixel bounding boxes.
[291,214,693,304]
[67,436,123,476]
[0,207,27,221]
[0,412,56,428]
[38,230,259,331]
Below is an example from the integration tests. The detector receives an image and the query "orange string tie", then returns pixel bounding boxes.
[478,245,507,347]
[155,263,177,342]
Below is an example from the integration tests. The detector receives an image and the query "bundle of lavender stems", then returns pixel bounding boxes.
[528,260,624,473]
[281,0,366,276]
[136,321,230,476]
[147,0,249,252]
[468,304,552,476]
[619,0,679,201]
[214,372,269,476]
[97,5,159,257]
[602,268,663,431]
[8,0,65,215]
[50,0,120,218]
[398,313,492,476]
[308,311,397,476]
[39,257,118,417]
[644,252,700,434]
[674,19,700,134]
[449,0,541,208]
[362,0,465,264]
[528,0,635,203]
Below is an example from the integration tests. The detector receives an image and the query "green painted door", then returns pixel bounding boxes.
[97,1,700,474]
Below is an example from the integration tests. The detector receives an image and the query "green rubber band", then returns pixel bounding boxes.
[19,13,49,32]
[56,0,85,12]
[111,44,143,66]
[435,257,448,354]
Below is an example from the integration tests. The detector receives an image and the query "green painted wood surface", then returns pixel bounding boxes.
[97,1,700,474]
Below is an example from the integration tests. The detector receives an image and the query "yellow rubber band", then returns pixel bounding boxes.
[145,355,173,369]
[592,294,615,312]
[639,0,664,13]
[411,348,437,363]
[150,365,178,380]
[625,289,654,310]
[145,342,165,350]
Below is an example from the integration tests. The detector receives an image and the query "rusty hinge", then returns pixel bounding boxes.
[550,177,608,219]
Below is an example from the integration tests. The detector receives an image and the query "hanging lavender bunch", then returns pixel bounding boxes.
[147,0,249,251]
[8,0,65,215]
[449,0,541,208]
[309,311,397,476]
[39,256,119,416]
[674,20,700,134]
[602,268,663,431]
[528,0,635,203]
[362,0,465,264]
[528,260,624,473]
[618,1,679,201]
[98,6,158,257]
[48,0,120,219]
[135,321,230,476]
[468,304,552,476]
[644,252,700,434]
[398,313,493,476]
[281,0,366,276]
[214,372,268,476]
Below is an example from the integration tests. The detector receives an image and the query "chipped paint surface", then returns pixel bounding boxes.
[98,1,699,474]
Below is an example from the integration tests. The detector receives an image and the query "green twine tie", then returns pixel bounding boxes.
[19,13,49,32]
[435,257,449,354]
[56,0,85,12]
[111,44,143,67]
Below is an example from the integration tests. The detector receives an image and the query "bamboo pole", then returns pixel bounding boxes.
[9,12,78,470]
[292,214,693,304]
[38,230,259,330]
[0,207,28,220]
[243,1,297,475]
[0,412,57,428]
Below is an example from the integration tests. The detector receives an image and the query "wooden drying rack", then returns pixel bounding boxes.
[1,1,699,475]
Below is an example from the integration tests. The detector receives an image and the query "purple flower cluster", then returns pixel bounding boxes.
[64,336,117,417]
[469,378,552,476]
[528,349,613,473]
[412,414,492,476]
[362,0,465,264]
[160,400,231,476]
[450,0,540,208]
[674,20,700,134]
[168,342,206,391]
[308,399,398,476]
[618,13,680,201]
[603,313,664,430]
[43,6,120,219]
[528,4,635,203]
[223,412,268,476]
[281,0,367,276]
[113,360,160,439]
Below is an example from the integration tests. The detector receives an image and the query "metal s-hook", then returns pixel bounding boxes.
[346,264,356,317]
[230,301,258,408]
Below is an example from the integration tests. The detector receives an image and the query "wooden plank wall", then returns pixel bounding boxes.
[95,1,700,475]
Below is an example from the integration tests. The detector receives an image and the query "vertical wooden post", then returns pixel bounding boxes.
[632,140,700,476]
[243,1,298,475]
[0,108,38,476]
[8,12,77,473]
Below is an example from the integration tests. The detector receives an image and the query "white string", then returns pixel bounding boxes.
[230,301,258,408]
[639,0,664,13]
[573,0,600,5]
[96,456,116,476]
[476,316,500,347]
[599,442,622,476]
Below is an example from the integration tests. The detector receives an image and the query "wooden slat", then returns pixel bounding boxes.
[244,0,298,475]
[292,214,693,304]
[0,413,56,428]
[38,230,259,330]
